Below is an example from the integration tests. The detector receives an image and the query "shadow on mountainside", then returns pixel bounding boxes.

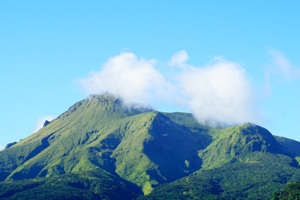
[142,113,212,183]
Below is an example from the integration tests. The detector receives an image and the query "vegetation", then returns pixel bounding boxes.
[0,169,141,200]
[0,94,300,199]
[0,94,210,194]
[141,152,300,199]
[274,136,300,157]
[198,123,289,170]
[271,181,300,200]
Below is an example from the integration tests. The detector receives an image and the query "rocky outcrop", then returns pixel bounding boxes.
[5,142,17,149]
[43,120,51,127]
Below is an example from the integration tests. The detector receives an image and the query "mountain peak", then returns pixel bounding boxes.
[56,93,153,123]
[198,122,288,169]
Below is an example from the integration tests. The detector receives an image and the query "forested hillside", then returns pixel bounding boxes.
[0,94,300,199]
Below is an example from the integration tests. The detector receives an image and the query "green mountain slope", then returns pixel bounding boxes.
[1,94,300,199]
[140,152,300,200]
[198,123,289,169]
[141,123,300,199]
[0,94,210,195]
[139,123,300,199]
[274,136,300,157]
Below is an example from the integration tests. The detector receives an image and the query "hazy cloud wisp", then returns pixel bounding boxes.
[168,50,189,67]
[264,49,300,96]
[267,50,300,81]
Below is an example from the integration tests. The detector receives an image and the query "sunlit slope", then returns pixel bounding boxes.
[198,123,289,169]
[0,94,144,181]
[140,152,300,200]
[140,124,300,200]
[0,94,211,194]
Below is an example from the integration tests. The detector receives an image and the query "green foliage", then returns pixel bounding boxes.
[162,112,210,130]
[4,142,17,149]
[271,182,300,200]
[0,94,211,194]
[274,136,300,157]
[0,169,141,200]
[141,152,300,200]
[198,123,288,169]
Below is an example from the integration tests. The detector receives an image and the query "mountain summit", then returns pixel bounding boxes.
[1,94,300,199]
[0,94,208,194]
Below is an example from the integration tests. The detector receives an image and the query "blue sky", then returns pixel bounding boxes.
[0,1,300,149]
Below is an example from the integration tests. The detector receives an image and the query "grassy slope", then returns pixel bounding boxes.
[0,94,211,195]
[198,123,289,169]
[140,152,300,200]
[274,136,300,157]
[140,124,300,199]
[1,94,300,199]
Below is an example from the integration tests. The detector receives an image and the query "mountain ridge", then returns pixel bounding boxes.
[0,94,211,194]
[1,94,300,199]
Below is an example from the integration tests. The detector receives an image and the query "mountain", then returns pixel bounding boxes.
[0,94,210,196]
[198,123,289,169]
[140,124,300,199]
[274,136,300,157]
[0,94,300,199]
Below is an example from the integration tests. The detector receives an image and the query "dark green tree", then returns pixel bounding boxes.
[271,182,300,200]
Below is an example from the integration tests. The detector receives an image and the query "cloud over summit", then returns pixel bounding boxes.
[80,51,259,126]
[79,52,168,106]
[179,58,256,126]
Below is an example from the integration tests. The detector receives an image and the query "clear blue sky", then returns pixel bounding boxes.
[1,1,300,149]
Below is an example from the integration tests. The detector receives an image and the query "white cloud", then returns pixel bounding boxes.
[79,52,169,106]
[267,50,300,81]
[34,115,56,133]
[0,144,4,151]
[178,57,257,126]
[79,51,259,127]
[168,50,189,67]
